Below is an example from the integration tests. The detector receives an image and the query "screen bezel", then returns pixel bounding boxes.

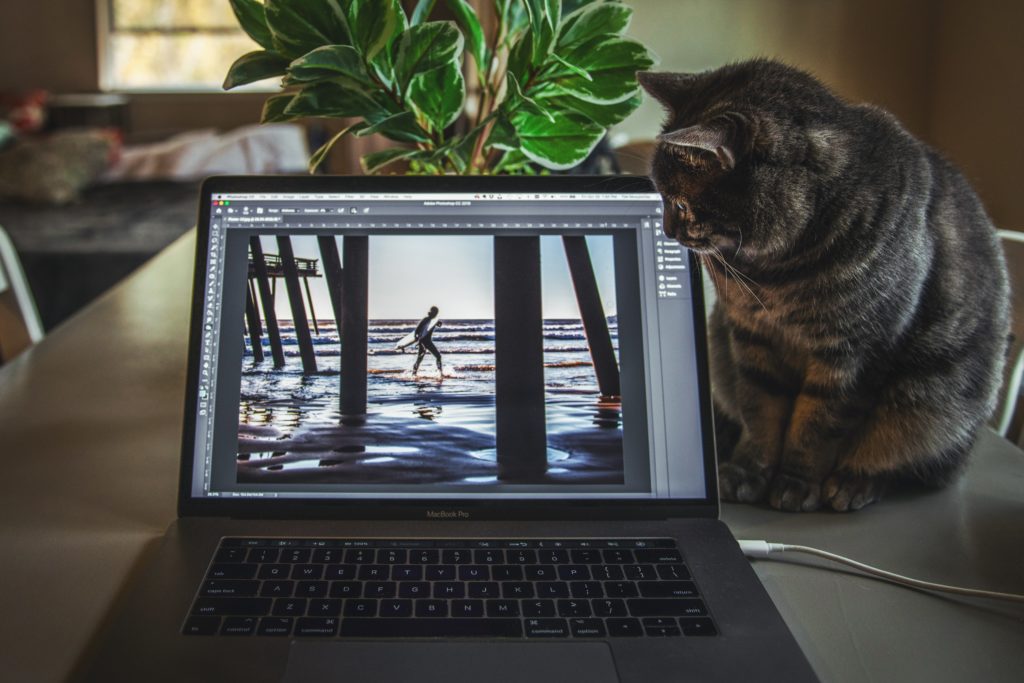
[178,175,719,520]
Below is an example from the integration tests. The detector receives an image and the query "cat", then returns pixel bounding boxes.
[637,59,1010,512]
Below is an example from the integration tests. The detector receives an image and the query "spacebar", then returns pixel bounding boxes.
[340,619,523,638]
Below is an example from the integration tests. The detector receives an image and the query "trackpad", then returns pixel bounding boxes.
[283,641,620,683]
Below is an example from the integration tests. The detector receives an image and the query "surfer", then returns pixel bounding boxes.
[410,306,442,375]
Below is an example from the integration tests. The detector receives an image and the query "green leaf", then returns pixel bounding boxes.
[223,50,290,90]
[443,0,486,73]
[309,121,369,173]
[506,31,533,82]
[283,82,390,119]
[285,45,371,88]
[408,61,465,133]
[522,0,560,65]
[487,112,520,151]
[410,0,437,26]
[260,93,299,123]
[551,54,592,82]
[348,0,404,61]
[394,21,464,91]
[558,2,632,49]
[504,72,554,122]
[554,37,654,104]
[541,91,642,127]
[361,147,419,173]
[229,0,275,51]
[353,111,430,142]
[511,110,604,170]
[265,0,352,59]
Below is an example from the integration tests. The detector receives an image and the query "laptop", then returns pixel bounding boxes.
[80,175,817,682]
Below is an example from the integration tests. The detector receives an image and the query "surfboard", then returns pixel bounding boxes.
[396,317,439,350]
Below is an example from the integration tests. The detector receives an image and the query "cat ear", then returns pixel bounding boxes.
[636,71,696,109]
[658,124,737,171]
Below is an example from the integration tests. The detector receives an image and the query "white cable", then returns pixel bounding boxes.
[737,540,1024,603]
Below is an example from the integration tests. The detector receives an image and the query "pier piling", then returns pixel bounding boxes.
[340,236,368,418]
[277,236,318,375]
[249,237,285,368]
[562,236,620,397]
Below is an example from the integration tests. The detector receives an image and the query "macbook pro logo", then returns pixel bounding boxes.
[426,510,471,519]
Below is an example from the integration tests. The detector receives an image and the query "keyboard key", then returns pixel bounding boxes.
[380,599,413,617]
[502,582,533,598]
[295,617,338,637]
[459,565,489,581]
[345,548,374,564]
[643,617,682,637]
[681,617,718,636]
[571,549,602,564]
[380,549,407,564]
[344,600,378,617]
[324,565,355,580]
[435,582,466,598]
[592,565,624,581]
[603,549,634,564]
[272,598,307,617]
[411,549,439,564]
[656,564,691,581]
[452,599,484,617]
[191,597,271,616]
[220,616,257,635]
[329,581,361,598]
[182,616,220,635]
[592,598,628,617]
[607,618,643,637]
[358,565,388,580]
[623,565,656,580]
[508,549,537,564]
[365,581,396,598]
[415,600,448,617]
[475,549,503,564]
[605,581,638,598]
[524,618,569,638]
[638,581,698,598]
[570,618,607,638]
[569,581,603,599]
[492,565,524,581]
[626,599,707,617]
[201,580,259,597]
[635,549,684,563]
[524,565,556,581]
[260,580,294,597]
[425,565,456,581]
[466,582,498,598]
[557,565,590,581]
[214,547,246,563]
[207,563,257,580]
[281,549,311,563]
[536,582,569,598]
[257,564,289,580]
[341,618,521,638]
[442,549,471,564]
[309,599,342,617]
[257,617,293,636]
[311,548,341,564]
[557,599,591,618]
[247,548,279,563]
[296,581,328,598]
[399,582,430,598]
[523,599,556,617]
[541,550,570,564]
[486,600,519,617]
[391,565,424,581]
[292,564,324,580]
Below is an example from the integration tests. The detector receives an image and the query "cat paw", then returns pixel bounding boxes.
[767,473,822,512]
[718,461,770,503]
[823,471,887,512]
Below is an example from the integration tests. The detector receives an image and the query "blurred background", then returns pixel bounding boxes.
[0,0,1021,334]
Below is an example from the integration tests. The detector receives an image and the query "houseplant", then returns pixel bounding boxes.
[224,0,654,174]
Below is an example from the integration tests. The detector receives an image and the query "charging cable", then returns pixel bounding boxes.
[737,540,1024,603]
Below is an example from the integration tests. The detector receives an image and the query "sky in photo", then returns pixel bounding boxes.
[254,234,618,321]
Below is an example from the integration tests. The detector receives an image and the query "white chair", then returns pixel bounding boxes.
[0,224,43,363]
[994,229,1024,443]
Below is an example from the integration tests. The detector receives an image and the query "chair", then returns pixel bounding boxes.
[994,229,1024,444]
[0,224,43,363]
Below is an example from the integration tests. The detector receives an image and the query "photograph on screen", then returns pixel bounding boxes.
[234,233,626,486]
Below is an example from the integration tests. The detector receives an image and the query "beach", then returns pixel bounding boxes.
[236,318,624,485]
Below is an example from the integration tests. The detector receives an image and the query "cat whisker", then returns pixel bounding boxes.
[711,247,767,311]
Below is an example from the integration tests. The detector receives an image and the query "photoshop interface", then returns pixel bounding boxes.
[191,192,706,500]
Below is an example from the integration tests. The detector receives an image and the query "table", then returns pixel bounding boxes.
[1,232,1022,682]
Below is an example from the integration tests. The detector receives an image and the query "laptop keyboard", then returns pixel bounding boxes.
[183,538,717,639]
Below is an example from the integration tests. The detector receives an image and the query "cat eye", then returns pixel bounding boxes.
[675,200,690,219]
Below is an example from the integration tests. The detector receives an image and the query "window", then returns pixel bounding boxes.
[97,0,271,91]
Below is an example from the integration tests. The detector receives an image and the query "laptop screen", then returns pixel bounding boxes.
[187,179,712,506]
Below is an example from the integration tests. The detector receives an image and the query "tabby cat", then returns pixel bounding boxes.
[638,59,1009,512]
